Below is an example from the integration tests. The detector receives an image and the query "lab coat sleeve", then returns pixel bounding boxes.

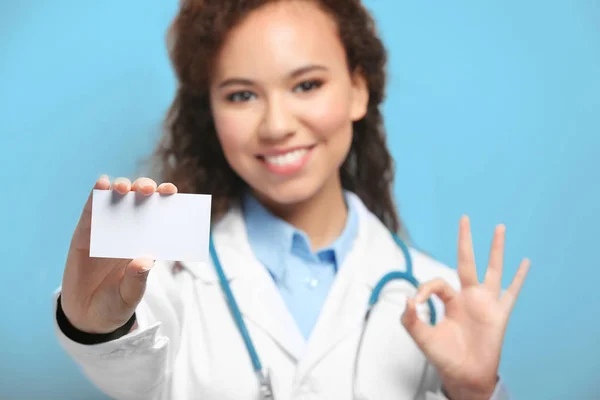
[53,262,185,400]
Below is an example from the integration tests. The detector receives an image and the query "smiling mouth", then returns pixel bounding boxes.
[256,145,315,175]
[259,148,310,166]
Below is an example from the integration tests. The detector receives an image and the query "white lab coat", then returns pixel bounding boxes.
[53,193,505,400]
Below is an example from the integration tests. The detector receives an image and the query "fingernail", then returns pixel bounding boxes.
[114,178,128,187]
[99,174,109,181]
[137,261,154,275]
[137,268,150,276]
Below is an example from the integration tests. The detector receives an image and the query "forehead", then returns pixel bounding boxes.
[213,1,346,79]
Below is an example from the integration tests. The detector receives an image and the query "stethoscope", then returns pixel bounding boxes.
[209,231,438,400]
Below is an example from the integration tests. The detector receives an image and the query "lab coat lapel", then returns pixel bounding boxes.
[297,195,409,376]
[209,208,307,362]
[296,235,370,376]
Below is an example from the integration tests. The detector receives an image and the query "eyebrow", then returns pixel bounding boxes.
[217,64,328,89]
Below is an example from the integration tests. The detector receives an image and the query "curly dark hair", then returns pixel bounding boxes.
[153,0,403,234]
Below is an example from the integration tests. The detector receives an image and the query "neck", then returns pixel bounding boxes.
[255,176,348,251]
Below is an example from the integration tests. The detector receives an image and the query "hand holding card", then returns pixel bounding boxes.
[59,176,210,336]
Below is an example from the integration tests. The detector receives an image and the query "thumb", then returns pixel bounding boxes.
[71,175,111,250]
[119,257,154,309]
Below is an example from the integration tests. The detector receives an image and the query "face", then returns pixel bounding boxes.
[209,1,368,207]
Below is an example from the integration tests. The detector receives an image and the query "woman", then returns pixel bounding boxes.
[54,0,530,399]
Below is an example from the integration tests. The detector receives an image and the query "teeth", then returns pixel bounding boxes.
[264,148,308,166]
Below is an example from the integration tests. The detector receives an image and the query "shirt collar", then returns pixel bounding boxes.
[242,191,359,274]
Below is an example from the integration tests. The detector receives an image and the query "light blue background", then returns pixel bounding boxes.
[1,1,598,399]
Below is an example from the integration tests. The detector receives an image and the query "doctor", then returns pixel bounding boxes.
[54,0,530,399]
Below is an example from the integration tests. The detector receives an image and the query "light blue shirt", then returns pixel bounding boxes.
[243,192,359,340]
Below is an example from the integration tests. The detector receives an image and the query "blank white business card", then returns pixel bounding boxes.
[90,190,212,262]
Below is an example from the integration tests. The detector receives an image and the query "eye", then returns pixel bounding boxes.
[226,91,257,102]
[293,80,323,93]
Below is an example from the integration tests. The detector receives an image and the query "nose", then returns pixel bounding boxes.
[258,95,295,141]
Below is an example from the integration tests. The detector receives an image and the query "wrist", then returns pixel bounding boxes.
[56,295,137,344]
[59,293,134,334]
[442,376,498,400]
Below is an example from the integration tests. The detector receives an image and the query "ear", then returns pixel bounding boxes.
[349,68,369,122]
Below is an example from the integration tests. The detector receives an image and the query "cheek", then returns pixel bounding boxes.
[307,90,351,135]
[212,109,255,166]
[303,87,354,154]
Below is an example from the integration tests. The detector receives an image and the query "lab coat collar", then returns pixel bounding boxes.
[179,192,410,373]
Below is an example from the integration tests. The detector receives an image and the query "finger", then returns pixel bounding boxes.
[401,298,435,350]
[132,177,158,196]
[457,215,479,287]
[71,175,111,250]
[414,278,457,305]
[500,258,531,313]
[157,182,178,195]
[112,177,132,194]
[484,224,505,296]
[119,257,155,309]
